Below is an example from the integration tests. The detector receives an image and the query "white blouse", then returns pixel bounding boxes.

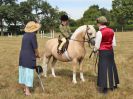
[95,26,116,50]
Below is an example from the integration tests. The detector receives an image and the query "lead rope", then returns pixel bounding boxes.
[94,51,99,74]
[89,50,99,75]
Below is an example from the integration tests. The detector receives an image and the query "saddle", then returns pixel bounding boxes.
[57,35,69,54]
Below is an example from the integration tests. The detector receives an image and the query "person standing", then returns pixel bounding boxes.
[94,16,119,93]
[19,21,41,96]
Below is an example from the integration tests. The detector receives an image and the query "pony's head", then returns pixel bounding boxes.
[71,25,96,45]
[85,25,96,46]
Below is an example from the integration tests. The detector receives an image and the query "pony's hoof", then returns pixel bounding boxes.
[81,79,85,82]
[52,75,56,78]
[93,72,97,76]
[43,74,47,77]
[72,80,77,84]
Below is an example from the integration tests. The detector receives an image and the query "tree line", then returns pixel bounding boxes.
[0,0,132,36]
[75,0,133,32]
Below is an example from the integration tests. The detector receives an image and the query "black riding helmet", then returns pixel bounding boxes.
[60,15,69,21]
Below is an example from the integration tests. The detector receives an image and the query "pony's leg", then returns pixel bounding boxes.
[51,58,57,77]
[79,61,85,82]
[42,54,51,77]
[72,59,78,84]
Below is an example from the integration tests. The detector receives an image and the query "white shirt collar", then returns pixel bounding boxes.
[99,25,106,30]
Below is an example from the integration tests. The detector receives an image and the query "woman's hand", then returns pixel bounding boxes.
[36,54,40,58]
[93,47,98,53]
[35,49,40,58]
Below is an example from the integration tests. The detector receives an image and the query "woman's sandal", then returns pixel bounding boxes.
[24,92,31,96]
[24,89,31,96]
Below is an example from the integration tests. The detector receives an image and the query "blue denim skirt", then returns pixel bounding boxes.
[19,66,34,87]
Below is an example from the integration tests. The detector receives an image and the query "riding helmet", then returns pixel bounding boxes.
[60,15,69,21]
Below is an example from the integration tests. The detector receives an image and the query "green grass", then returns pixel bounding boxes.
[0,32,133,99]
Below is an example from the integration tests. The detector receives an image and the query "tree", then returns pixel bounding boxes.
[100,8,111,20]
[69,19,77,27]
[4,4,20,35]
[27,0,42,21]
[19,1,33,25]
[40,1,61,32]
[83,5,102,24]
[112,0,133,31]
[0,0,17,36]
[0,5,6,36]
[2,0,16,5]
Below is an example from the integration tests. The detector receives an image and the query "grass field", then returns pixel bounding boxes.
[0,32,133,99]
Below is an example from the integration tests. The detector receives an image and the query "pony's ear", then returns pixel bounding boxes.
[87,25,90,30]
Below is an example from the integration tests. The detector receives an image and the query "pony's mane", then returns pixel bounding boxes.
[71,25,86,39]
[71,25,95,39]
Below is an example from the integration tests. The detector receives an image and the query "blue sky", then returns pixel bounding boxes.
[18,0,112,19]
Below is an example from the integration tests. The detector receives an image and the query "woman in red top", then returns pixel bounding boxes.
[94,16,119,93]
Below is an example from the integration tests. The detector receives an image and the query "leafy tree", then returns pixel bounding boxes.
[4,4,20,35]
[112,0,133,30]
[1,0,16,5]
[100,8,111,20]
[0,0,18,35]
[19,1,33,25]
[0,5,6,35]
[83,5,102,24]
[40,1,61,32]
[27,0,43,22]
[69,19,77,27]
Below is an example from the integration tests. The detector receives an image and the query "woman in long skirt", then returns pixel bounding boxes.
[19,21,41,96]
[94,16,119,93]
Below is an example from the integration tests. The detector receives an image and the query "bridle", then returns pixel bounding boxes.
[85,25,95,45]
[69,25,95,48]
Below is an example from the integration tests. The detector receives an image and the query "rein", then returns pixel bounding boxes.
[89,50,99,74]
[69,25,95,47]
[69,38,89,42]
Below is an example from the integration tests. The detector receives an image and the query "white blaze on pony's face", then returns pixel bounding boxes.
[86,25,96,46]
[85,25,96,39]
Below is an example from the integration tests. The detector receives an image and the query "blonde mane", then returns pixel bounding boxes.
[71,25,86,39]
[71,25,94,39]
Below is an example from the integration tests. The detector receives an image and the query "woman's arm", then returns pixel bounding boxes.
[112,33,116,47]
[35,49,40,58]
[94,31,102,51]
[31,33,40,58]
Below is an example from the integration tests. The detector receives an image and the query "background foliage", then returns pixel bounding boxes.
[0,0,132,35]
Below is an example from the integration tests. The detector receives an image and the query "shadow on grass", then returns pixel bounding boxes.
[52,69,97,82]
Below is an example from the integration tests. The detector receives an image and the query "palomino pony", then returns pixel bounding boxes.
[42,25,96,84]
